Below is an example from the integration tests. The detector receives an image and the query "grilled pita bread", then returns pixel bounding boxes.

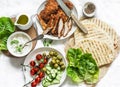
[81,18,119,50]
[74,39,114,67]
[74,23,114,49]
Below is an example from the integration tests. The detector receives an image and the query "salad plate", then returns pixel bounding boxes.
[23,47,67,87]
[36,0,79,40]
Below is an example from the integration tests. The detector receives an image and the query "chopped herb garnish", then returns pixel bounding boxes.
[43,39,53,47]
[15,44,23,52]
[11,40,19,45]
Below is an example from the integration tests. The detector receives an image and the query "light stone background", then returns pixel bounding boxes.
[0,0,120,87]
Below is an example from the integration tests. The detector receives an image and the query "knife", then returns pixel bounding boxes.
[56,0,88,34]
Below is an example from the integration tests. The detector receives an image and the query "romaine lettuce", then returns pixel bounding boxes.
[0,17,15,50]
[66,48,99,84]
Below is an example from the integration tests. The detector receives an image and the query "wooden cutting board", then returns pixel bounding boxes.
[2,18,38,57]
[65,17,120,87]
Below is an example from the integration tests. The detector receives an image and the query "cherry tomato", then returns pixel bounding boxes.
[38,71,45,78]
[36,54,42,60]
[30,60,36,67]
[31,81,37,87]
[43,58,48,64]
[39,63,44,69]
[34,67,39,73]
[30,68,36,76]
[35,76,41,84]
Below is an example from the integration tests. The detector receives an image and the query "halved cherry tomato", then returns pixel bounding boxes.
[39,63,44,69]
[34,67,39,73]
[43,58,48,64]
[36,54,42,60]
[30,68,36,76]
[30,60,36,67]
[38,71,45,78]
[31,81,37,87]
[35,76,41,84]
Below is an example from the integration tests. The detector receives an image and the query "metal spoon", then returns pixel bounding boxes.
[22,27,52,49]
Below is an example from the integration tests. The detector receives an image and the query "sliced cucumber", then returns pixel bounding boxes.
[52,79,60,84]
[51,72,56,78]
[46,76,52,81]
[56,74,61,80]
[57,66,61,70]
[43,81,51,87]
[48,74,53,79]
[46,70,50,74]
[46,65,52,71]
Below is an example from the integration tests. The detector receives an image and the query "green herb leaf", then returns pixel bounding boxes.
[16,45,23,52]
[43,39,53,47]
[11,40,19,45]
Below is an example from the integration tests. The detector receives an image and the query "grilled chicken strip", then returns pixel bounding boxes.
[63,19,72,37]
[58,18,64,38]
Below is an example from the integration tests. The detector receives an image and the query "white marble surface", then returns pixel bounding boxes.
[0,0,120,87]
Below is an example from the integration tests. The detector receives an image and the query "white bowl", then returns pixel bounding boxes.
[83,2,96,17]
[15,13,32,30]
[7,31,32,57]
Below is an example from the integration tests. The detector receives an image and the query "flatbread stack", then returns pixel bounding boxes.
[65,18,120,86]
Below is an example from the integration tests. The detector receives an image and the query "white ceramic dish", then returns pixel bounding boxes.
[23,47,67,87]
[15,13,32,30]
[83,2,96,17]
[36,0,78,40]
[7,31,32,57]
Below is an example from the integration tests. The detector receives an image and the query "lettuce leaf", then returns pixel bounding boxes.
[0,17,15,50]
[66,48,99,84]
[0,37,7,50]
[67,66,83,83]
[79,53,99,84]
[67,48,82,66]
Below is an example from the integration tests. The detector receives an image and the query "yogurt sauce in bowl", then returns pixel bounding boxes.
[7,31,32,57]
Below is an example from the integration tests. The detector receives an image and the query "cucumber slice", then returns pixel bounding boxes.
[43,81,51,87]
[51,72,56,78]
[46,76,52,81]
[48,74,53,79]
[52,79,60,84]
[42,79,47,87]
[57,67,61,70]
[46,70,50,74]
[44,78,49,82]
[46,65,51,71]
[56,74,61,80]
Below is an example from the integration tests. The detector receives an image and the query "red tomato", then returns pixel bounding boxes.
[30,68,36,76]
[31,81,37,87]
[38,71,45,78]
[34,67,39,73]
[35,76,41,84]
[36,54,42,60]
[39,63,44,69]
[30,60,36,67]
[43,58,48,64]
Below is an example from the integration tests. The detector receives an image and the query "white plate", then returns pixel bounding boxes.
[36,0,78,40]
[23,47,67,87]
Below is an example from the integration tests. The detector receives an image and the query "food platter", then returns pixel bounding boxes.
[0,0,120,87]
[36,0,78,40]
[23,47,67,87]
